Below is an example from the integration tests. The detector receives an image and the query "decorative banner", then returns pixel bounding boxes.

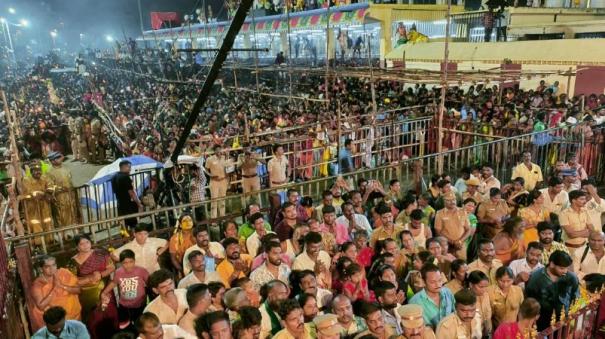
[289,16,299,29]
[310,14,321,26]
[217,25,225,33]
[272,20,281,30]
[356,7,367,20]
[256,21,266,31]
[242,23,250,32]
[331,11,343,23]
[298,15,310,28]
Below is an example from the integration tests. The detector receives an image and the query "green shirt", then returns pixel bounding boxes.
[238,221,272,239]
[409,288,456,329]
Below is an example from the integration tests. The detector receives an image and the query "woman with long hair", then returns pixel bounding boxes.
[493,217,527,266]
[493,298,540,339]
[518,190,550,243]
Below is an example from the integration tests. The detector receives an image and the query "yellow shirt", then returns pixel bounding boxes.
[560,207,593,246]
[273,324,315,339]
[511,162,543,191]
[444,279,464,295]
[487,285,524,329]
[370,225,404,248]
[216,254,253,288]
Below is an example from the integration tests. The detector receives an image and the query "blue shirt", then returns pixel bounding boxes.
[409,288,456,328]
[338,148,354,174]
[32,320,90,339]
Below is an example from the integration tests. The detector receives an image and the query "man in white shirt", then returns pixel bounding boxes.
[246,212,275,257]
[178,284,212,336]
[539,176,569,216]
[582,180,605,231]
[509,241,544,289]
[337,202,372,237]
[178,250,222,289]
[136,312,195,339]
[112,223,168,274]
[250,241,291,288]
[267,144,289,188]
[292,232,332,288]
[298,269,333,310]
[573,231,605,282]
[144,269,189,325]
[182,226,225,275]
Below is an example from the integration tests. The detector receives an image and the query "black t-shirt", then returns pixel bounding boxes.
[111,172,134,207]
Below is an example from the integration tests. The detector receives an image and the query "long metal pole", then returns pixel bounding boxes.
[170,0,253,163]
[324,6,330,107]
[437,0,452,174]
[4,22,15,64]
[137,0,145,35]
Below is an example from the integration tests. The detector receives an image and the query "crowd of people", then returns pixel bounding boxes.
[2,48,605,339]
[28,146,605,338]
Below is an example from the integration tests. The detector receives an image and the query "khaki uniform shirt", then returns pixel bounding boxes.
[467,259,503,285]
[487,285,524,329]
[205,155,229,179]
[268,155,289,186]
[434,207,469,242]
[436,313,482,339]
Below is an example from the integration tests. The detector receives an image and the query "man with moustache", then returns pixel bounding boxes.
[259,280,290,339]
[509,241,544,289]
[216,238,252,288]
[331,295,367,336]
[572,230,605,282]
[467,239,503,285]
[354,301,395,339]
[409,263,455,329]
[274,299,315,339]
[250,241,291,287]
[144,269,189,324]
[525,250,579,331]
[178,251,222,289]
[182,226,226,275]
[436,289,483,339]
[537,221,569,265]
[560,190,594,251]
[292,232,332,289]
[375,281,403,335]
[396,304,436,339]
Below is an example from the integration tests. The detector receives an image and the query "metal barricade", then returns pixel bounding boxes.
[7,121,604,256]
[538,295,601,338]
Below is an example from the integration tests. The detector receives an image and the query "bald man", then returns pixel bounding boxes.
[573,230,605,282]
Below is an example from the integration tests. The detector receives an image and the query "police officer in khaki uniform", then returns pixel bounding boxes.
[205,144,231,218]
[90,114,102,164]
[237,146,264,199]
[313,314,344,339]
[396,304,436,339]
[68,115,80,161]
[436,289,483,339]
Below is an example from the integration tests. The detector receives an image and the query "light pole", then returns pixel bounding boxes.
[50,30,57,49]
[1,18,15,63]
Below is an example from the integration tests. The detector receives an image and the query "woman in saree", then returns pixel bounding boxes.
[31,255,82,332]
[517,190,550,244]
[503,177,529,216]
[493,217,527,266]
[68,234,116,323]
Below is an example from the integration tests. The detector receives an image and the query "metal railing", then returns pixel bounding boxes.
[6,121,604,256]
[69,115,434,222]
[537,292,601,338]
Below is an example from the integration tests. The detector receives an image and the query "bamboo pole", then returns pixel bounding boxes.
[437,0,452,175]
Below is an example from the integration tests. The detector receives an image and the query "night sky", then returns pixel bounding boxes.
[2,0,223,52]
